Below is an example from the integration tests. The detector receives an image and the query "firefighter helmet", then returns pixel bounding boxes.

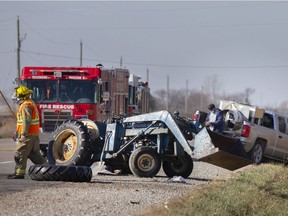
[16,86,33,98]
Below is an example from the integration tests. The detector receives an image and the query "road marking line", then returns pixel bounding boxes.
[0,161,14,164]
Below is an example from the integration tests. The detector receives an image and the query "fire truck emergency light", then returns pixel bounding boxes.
[54,72,62,78]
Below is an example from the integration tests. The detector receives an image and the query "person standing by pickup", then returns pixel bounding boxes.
[8,86,47,179]
[205,103,224,133]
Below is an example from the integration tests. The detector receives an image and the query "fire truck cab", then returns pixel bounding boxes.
[19,66,150,144]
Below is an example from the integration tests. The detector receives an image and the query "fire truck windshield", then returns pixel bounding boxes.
[23,80,96,104]
[24,80,57,103]
[59,80,95,104]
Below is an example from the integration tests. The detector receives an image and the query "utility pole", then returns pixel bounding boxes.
[146,68,149,84]
[17,16,21,78]
[201,85,204,111]
[185,79,188,116]
[166,75,169,111]
[120,56,123,68]
[80,40,83,66]
[16,16,26,78]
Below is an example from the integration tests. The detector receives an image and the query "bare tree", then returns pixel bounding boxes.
[203,74,223,103]
[244,88,255,104]
[152,89,167,111]
[273,101,288,115]
[151,83,258,117]
[220,88,255,105]
[151,87,210,118]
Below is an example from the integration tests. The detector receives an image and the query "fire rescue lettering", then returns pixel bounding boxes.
[39,104,75,109]
[32,76,49,79]
[68,76,83,80]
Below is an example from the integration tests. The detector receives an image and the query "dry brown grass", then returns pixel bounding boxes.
[142,164,288,216]
[0,115,16,138]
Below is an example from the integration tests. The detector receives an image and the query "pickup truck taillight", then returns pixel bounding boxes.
[241,125,251,137]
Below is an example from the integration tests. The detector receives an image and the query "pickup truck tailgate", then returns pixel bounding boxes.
[193,128,252,170]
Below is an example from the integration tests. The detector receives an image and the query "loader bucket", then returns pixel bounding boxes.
[193,128,252,171]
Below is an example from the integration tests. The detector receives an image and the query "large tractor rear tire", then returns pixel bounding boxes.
[129,146,161,177]
[28,164,92,182]
[162,152,193,178]
[51,119,92,166]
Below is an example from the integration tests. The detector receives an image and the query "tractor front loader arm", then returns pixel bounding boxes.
[123,110,193,156]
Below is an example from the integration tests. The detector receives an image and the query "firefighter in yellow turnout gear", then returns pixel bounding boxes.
[8,86,47,179]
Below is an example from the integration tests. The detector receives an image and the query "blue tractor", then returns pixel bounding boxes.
[29,110,196,182]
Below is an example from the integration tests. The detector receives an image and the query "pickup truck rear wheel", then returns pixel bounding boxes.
[249,142,264,164]
[28,164,92,182]
[162,152,193,178]
[129,146,161,177]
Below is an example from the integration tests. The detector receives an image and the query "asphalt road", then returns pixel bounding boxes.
[0,138,18,176]
[0,138,48,195]
[0,138,36,176]
[0,138,235,216]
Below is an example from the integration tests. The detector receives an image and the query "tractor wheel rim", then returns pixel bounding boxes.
[137,154,155,171]
[63,135,77,160]
[53,129,77,163]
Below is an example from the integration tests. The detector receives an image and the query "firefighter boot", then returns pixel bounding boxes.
[7,174,24,179]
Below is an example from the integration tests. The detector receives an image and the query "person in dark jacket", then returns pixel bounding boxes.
[205,103,224,133]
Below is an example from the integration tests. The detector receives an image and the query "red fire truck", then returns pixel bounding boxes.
[18,65,150,144]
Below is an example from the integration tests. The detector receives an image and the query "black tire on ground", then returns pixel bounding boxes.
[162,152,193,178]
[50,119,93,166]
[129,146,161,177]
[28,164,92,182]
[249,142,264,164]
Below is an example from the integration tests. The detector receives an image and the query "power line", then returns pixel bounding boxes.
[25,52,46,65]
[82,42,119,62]
[22,49,80,60]
[21,49,288,69]
[54,2,279,14]
[20,17,79,45]
[22,20,288,32]
[21,49,119,64]
[0,50,14,54]
[0,16,16,23]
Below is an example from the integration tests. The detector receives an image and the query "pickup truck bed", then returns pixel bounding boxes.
[193,100,288,170]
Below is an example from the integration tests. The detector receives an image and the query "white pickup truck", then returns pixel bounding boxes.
[194,100,288,166]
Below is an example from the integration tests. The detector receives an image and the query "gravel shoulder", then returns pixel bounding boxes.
[0,161,235,216]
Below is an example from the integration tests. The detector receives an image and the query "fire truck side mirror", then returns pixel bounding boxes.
[13,78,20,85]
[98,79,103,85]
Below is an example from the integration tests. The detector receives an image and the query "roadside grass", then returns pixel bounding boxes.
[143,163,288,216]
[0,116,15,138]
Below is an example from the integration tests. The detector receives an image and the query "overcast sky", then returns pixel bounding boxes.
[1,1,288,108]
